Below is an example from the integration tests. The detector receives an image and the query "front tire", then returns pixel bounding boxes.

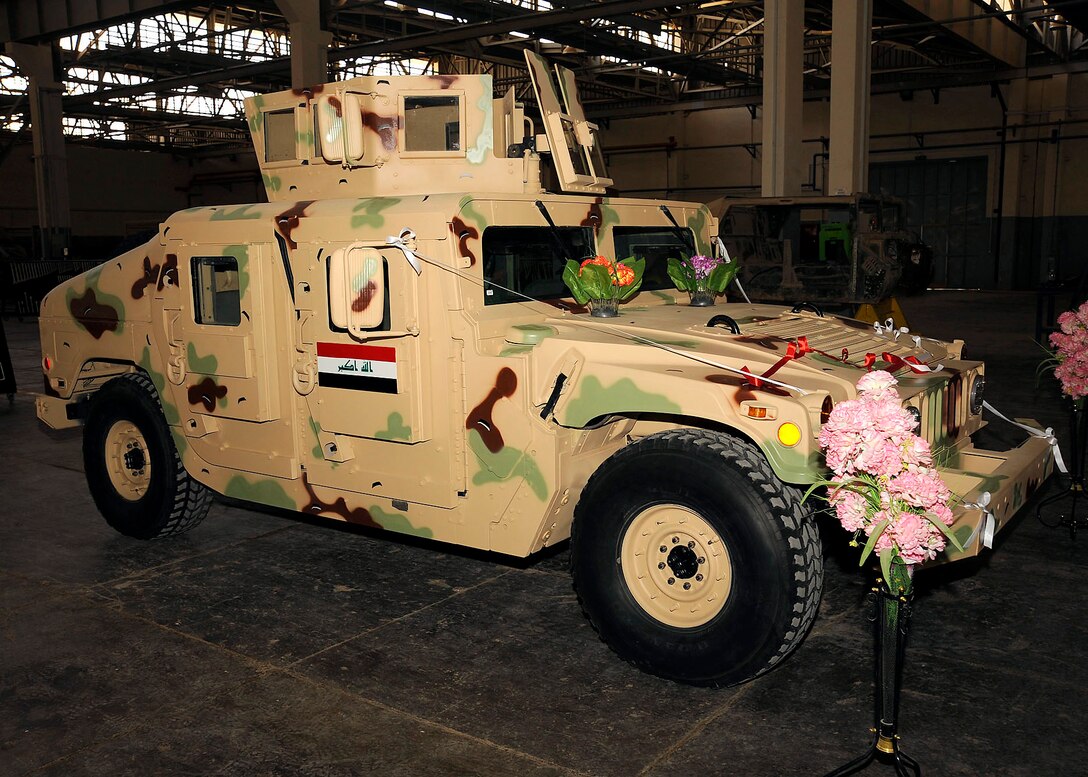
[571,429,822,687]
[83,372,212,539]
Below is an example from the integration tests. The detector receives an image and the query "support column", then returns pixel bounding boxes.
[828,0,873,196]
[761,0,804,197]
[5,42,70,259]
[275,0,332,89]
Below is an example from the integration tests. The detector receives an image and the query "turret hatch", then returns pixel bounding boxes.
[523,50,612,194]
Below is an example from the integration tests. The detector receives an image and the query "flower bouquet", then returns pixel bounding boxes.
[666,253,738,307]
[812,370,961,776]
[810,370,962,590]
[562,255,645,318]
[1041,301,1088,407]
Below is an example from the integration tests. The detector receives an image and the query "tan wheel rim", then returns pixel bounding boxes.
[620,504,732,628]
[104,420,151,501]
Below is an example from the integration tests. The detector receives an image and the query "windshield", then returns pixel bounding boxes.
[482,226,595,305]
[612,227,694,292]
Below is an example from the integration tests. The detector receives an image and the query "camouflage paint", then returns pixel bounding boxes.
[302,474,380,528]
[138,346,185,456]
[246,94,265,133]
[509,324,557,344]
[642,337,700,349]
[466,90,493,165]
[210,205,264,221]
[450,217,479,266]
[468,429,548,501]
[686,208,711,255]
[131,257,160,300]
[563,375,682,426]
[262,174,282,194]
[67,278,124,340]
[223,245,251,299]
[188,377,228,412]
[457,196,488,232]
[647,290,677,305]
[224,474,297,511]
[375,412,412,441]
[275,201,314,251]
[499,345,535,357]
[466,367,517,452]
[186,342,219,375]
[369,504,434,538]
[351,197,400,230]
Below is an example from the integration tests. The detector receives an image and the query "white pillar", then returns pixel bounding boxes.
[828,0,873,196]
[761,0,804,197]
[275,0,333,89]
[6,42,70,258]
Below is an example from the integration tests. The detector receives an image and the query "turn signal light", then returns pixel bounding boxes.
[777,422,802,447]
[747,406,768,419]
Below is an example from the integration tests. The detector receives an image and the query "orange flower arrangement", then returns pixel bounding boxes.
[564,255,645,313]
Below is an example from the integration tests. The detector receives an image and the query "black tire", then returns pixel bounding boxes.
[571,428,822,687]
[82,372,212,539]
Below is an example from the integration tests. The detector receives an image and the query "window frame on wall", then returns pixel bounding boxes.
[192,255,242,326]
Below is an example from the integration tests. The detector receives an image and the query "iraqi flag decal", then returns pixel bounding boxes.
[316,342,397,393]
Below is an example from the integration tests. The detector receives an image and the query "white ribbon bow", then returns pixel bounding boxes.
[982,400,1067,474]
[961,491,996,549]
[386,228,422,275]
[874,317,910,341]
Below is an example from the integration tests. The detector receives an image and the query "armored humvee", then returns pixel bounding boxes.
[711,194,933,304]
[37,52,1053,687]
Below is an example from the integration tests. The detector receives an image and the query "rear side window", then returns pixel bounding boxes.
[192,256,241,326]
[482,226,594,305]
[264,108,297,162]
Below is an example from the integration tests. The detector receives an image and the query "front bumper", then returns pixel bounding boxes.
[935,421,1054,564]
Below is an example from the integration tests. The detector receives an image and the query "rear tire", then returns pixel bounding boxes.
[83,372,212,539]
[571,428,822,687]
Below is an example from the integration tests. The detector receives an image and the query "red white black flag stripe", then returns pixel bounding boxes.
[316,342,398,393]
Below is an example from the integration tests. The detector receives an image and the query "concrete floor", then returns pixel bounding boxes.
[1,291,1084,776]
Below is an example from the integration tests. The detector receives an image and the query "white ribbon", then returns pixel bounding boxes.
[960,491,996,549]
[386,228,422,275]
[982,400,1067,474]
[874,317,911,341]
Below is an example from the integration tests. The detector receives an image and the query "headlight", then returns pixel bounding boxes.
[970,375,985,415]
[906,405,922,430]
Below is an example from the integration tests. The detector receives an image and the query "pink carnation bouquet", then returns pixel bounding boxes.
[808,370,961,591]
[1043,301,1088,405]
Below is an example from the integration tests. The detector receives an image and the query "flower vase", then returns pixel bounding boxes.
[824,566,921,777]
[688,289,716,307]
[587,298,619,318]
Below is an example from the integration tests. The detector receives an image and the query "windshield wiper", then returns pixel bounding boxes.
[659,205,698,255]
[535,200,578,264]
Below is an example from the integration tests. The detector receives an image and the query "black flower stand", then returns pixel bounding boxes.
[1037,401,1087,539]
[824,578,921,777]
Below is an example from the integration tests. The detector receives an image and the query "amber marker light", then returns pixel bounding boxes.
[777,422,802,447]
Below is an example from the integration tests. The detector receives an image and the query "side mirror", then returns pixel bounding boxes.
[316,94,344,163]
[316,93,366,165]
[329,243,385,334]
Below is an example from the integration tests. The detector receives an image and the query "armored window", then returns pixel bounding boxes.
[264,109,297,162]
[192,256,241,326]
[403,95,461,153]
[482,226,594,305]
[612,228,693,293]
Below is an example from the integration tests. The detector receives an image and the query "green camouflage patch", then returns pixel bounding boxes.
[468,429,547,501]
[224,474,297,511]
[351,197,401,230]
[563,375,682,426]
[369,504,434,538]
[375,412,412,441]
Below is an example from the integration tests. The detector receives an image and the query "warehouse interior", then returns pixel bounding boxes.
[1,2,1087,775]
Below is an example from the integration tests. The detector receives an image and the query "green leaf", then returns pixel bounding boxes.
[923,510,966,551]
[879,547,895,588]
[579,263,613,300]
[667,257,695,291]
[706,261,739,293]
[562,260,589,304]
[859,518,889,564]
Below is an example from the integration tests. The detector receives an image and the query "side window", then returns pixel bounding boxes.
[192,256,241,326]
[482,226,594,305]
[264,108,297,162]
[327,249,390,332]
[612,227,692,292]
[403,95,461,152]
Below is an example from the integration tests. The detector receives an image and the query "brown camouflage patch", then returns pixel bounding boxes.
[467,367,518,453]
[450,216,479,266]
[428,75,457,89]
[276,201,314,251]
[580,197,603,234]
[69,288,120,339]
[302,473,381,529]
[131,256,160,300]
[351,281,378,312]
[362,112,399,151]
[159,253,179,290]
[187,376,228,412]
[328,95,342,117]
